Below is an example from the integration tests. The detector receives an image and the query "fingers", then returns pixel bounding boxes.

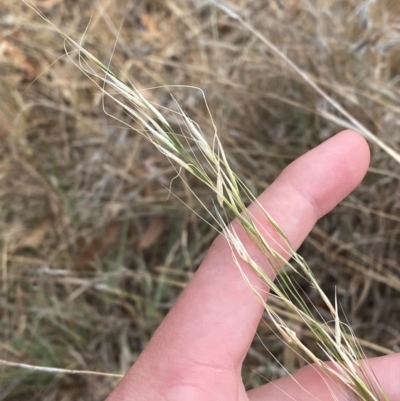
[148,130,370,367]
[107,131,370,398]
[247,353,400,401]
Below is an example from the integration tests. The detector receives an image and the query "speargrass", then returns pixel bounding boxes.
[21,2,391,400]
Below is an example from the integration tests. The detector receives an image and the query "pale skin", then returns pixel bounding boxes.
[106,131,400,401]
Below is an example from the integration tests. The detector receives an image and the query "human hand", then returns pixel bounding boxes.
[106,131,400,401]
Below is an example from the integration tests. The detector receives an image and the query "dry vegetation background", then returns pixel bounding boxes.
[1,0,400,399]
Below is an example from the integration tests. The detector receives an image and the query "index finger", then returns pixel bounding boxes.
[111,130,370,393]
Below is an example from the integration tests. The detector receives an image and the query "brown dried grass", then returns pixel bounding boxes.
[1,0,400,399]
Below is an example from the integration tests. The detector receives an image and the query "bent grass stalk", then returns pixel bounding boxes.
[20,2,389,400]
[211,0,400,165]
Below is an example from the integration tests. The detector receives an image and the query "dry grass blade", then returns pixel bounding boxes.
[211,0,400,165]
[0,359,123,378]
